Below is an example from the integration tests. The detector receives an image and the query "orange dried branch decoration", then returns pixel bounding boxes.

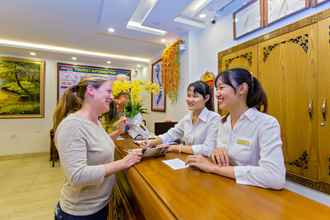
[161,39,183,103]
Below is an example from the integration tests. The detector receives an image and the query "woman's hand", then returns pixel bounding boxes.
[139,139,158,148]
[104,149,142,176]
[167,144,180,152]
[116,116,127,133]
[186,155,217,173]
[210,148,230,166]
[121,149,142,169]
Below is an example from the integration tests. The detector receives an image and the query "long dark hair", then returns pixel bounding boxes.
[187,80,214,111]
[215,68,268,121]
[53,77,107,130]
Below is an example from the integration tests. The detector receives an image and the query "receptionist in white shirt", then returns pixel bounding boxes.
[186,68,286,189]
[145,80,220,156]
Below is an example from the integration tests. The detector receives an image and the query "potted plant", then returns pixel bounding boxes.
[112,79,159,139]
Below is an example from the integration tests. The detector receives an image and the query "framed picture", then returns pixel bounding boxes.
[57,63,131,100]
[234,0,263,39]
[313,0,329,6]
[0,57,45,118]
[151,59,166,112]
[265,0,309,25]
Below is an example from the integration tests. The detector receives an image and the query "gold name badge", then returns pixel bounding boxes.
[236,139,250,146]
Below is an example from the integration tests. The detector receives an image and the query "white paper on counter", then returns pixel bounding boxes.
[162,158,189,170]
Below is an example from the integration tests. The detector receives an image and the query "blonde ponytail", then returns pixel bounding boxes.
[52,77,107,130]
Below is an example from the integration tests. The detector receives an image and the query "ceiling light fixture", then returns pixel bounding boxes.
[107,28,115,33]
[175,0,219,28]
[137,64,142,68]
[127,21,166,36]
[29,52,36,56]
[161,38,166,43]
[174,17,206,28]
[0,39,150,63]
[72,57,77,61]
[106,61,111,64]
[126,0,167,36]
[181,0,213,17]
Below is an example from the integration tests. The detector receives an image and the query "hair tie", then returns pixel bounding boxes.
[70,85,78,93]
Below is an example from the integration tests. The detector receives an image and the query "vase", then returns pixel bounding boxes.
[127,113,150,140]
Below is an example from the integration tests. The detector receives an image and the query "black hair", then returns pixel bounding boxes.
[215,68,268,122]
[106,101,118,122]
[187,80,214,111]
[103,92,129,123]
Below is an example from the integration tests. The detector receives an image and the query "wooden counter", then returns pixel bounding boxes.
[115,137,330,220]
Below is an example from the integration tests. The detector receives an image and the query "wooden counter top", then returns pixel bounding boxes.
[115,137,330,220]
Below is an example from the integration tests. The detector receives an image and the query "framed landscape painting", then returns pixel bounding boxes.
[151,59,166,112]
[0,57,45,118]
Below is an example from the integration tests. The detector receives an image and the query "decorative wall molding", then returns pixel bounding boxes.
[263,34,309,62]
[288,150,309,170]
[224,52,253,69]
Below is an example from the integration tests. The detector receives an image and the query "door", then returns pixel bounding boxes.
[258,36,287,164]
[317,17,330,185]
[259,24,318,180]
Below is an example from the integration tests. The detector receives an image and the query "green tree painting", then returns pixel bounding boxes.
[0,57,44,118]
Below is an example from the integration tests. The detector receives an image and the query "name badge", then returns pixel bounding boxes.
[236,139,250,146]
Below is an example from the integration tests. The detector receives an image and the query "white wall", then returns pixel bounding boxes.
[0,54,142,156]
[184,1,330,207]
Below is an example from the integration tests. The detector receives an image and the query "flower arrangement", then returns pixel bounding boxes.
[112,79,160,118]
[161,39,183,103]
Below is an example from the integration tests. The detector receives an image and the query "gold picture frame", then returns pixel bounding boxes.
[0,56,45,118]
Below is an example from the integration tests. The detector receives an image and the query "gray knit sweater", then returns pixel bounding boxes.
[55,114,115,216]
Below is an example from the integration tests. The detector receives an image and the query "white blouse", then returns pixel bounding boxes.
[159,107,220,156]
[217,108,286,189]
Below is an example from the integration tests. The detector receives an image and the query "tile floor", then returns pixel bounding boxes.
[0,154,63,220]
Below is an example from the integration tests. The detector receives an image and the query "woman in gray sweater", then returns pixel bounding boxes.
[53,77,142,220]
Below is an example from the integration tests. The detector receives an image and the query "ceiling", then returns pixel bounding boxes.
[0,0,241,69]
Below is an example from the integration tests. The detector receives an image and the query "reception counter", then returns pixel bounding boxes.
[114,137,330,220]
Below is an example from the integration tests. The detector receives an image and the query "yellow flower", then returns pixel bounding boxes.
[111,79,160,115]
[144,82,160,94]
[112,80,130,97]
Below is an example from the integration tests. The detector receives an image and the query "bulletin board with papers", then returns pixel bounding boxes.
[57,63,131,100]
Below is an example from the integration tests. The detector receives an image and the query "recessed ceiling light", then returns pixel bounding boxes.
[106,61,111,64]
[30,52,36,56]
[161,38,166,43]
[199,13,207,18]
[107,28,115,33]
[72,57,77,60]
[137,64,141,68]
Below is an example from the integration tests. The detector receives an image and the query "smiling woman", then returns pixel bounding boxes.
[186,68,286,190]
[52,77,142,220]
[144,80,220,157]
